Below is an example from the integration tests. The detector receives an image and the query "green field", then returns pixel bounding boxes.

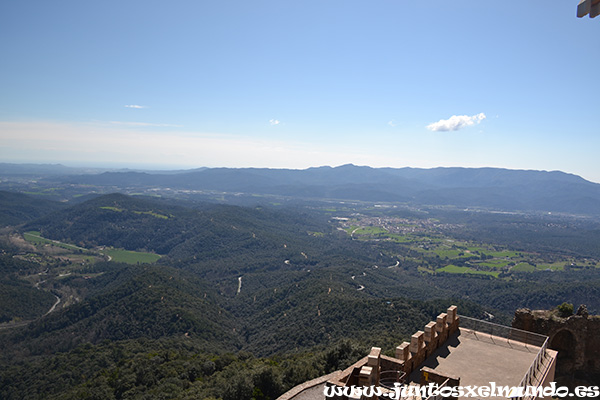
[511,261,564,272]
[535,262,565,271]
[24,232,160,265]
[476,259,512,269]
[485,250,520,258]
[103,248,161,264]
[338,218,581,276]
[23,230,42,239]
[434,247,478,259]
[386,234,414,243]
[308,231,325,237]
[133,210,170,219]
[512,262,536,272]
[353,226,388,235]
[24,231,87,252]
[100,207,170,219]
[100,206,124,212]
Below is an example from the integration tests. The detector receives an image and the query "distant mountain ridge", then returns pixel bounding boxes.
[49,164,600,216]
[2,163,599,215]
[0,163,208,176]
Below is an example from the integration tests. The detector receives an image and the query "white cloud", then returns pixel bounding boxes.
[426,113,486,132]
[269,119,281,126]
[388,120,397,127]
[124,105,147,109]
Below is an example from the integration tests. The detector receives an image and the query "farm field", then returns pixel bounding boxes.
[334,215,599,278]
[103,248,161,264]
[22,231,161,265]
[100,206,171,219]
[23,231,87,252]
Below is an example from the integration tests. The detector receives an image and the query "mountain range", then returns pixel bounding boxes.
[12,163,598,216]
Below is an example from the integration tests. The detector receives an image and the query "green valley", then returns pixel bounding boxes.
[1,190,600,399]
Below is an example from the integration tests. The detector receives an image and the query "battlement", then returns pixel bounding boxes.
[326,305,461,398]
[320,305,556,400]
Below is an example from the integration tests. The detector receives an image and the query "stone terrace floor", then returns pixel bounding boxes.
[409,328,542,400]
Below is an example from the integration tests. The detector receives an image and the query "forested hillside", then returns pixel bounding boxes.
[2,190,600,398]
[0,254,57,323]
[0,190,65,226]
[23,193,329,262]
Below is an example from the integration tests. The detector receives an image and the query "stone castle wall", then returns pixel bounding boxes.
[512,306,600,386]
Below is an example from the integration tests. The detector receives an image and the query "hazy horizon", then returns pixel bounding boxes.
[1,2,599,182]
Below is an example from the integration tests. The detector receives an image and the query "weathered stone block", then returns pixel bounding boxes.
[424,321,437,343]
[447,305,457,322]
[436,313,448,333]
[359,365,373,386]
[396,342,410,361]
[410,331,425,353]
[367,347,381,367]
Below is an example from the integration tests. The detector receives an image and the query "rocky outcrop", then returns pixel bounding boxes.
[512,306,600,386]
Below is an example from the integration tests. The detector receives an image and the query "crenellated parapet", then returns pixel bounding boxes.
[291,304,558,400]
[325,305,462,399]
[395,305,459,376]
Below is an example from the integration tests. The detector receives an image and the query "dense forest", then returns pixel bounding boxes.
[1,189,600,399]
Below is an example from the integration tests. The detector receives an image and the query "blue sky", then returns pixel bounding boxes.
[1,1,599,182]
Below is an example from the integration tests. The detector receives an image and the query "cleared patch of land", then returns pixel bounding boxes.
[100,206,170,219]
[24,231,87,252]
[103,248,161,264]
[22,231,161,265]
